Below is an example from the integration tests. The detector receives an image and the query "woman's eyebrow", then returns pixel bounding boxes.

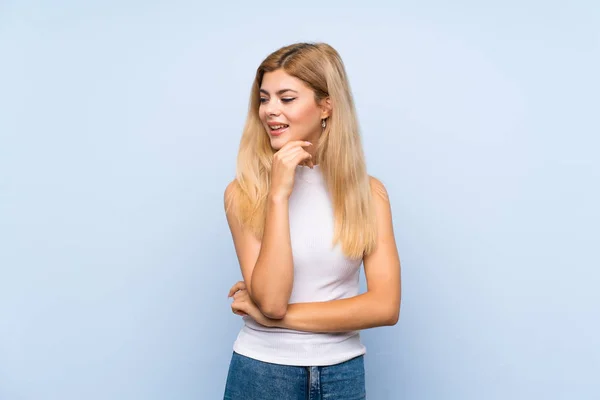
[259,89,299,95]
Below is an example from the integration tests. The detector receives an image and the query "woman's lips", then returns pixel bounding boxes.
[269,126,289,136]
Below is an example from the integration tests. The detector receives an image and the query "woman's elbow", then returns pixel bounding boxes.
[384,305,400,326]
[386,311,399,326]
[259,304,287,320]
[373,291,400,326]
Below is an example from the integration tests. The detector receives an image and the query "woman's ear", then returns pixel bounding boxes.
[320,97,332,119]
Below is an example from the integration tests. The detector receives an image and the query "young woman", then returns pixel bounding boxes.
[223,42,401,400]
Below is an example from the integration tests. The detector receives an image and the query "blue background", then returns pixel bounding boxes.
[1,1,598,399]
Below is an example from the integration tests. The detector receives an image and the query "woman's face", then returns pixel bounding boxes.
[259,69,328,151]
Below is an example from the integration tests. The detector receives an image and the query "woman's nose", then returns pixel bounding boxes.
[265,100,281,116]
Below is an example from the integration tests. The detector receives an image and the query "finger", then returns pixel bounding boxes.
[291,150,312,167]
[283,146,312,164]
[232,306,247,316]
[232,308,246,316]
[228,281,246,297]
[281,140,313,151]
[277,141,313,157]
[228,285,237,298]
[229,281,246,294]
[300,156,314,168]
[282,147,305,163]
[231,301,248,316]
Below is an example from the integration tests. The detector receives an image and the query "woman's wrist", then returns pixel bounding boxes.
[267,316,285,328]
[267,191,289,204]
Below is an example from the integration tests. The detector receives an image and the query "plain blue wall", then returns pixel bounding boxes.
[1,1,598,399]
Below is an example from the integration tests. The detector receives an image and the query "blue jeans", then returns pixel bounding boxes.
[223,352,366,400]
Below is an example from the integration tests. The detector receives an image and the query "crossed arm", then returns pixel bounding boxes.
[224,177,401,333]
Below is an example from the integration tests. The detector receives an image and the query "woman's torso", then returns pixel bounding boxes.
[232,165,366,366]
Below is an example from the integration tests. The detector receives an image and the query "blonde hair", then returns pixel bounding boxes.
[227,42,376,259]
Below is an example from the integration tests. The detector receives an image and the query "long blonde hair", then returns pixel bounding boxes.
[227,42,376,259]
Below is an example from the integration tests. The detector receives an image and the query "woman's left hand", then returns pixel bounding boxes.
[228,281,277,328]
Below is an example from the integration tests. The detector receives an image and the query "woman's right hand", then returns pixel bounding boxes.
[269,141,313,200]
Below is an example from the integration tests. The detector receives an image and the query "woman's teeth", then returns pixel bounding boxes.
[270,124,288,130]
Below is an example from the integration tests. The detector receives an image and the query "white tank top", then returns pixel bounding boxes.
[232,164,366,366]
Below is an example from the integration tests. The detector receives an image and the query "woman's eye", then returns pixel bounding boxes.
[259,98,268,103]
[281,98,296,103]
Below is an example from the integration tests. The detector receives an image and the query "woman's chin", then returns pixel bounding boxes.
[269,135,289,150]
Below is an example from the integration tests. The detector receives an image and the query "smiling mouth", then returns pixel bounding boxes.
[269,124,289,136]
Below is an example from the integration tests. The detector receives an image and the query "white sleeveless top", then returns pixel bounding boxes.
[232,164,366,366]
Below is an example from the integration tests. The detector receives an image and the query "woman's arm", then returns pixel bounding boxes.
[271,177,401,332]
[225,183,294,319]
[230,177,402,332]
[271,293,397,333]
[225,141,313,319]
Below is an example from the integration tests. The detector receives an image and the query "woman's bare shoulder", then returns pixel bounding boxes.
[368,176,390,202]
[224,179,240,214]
